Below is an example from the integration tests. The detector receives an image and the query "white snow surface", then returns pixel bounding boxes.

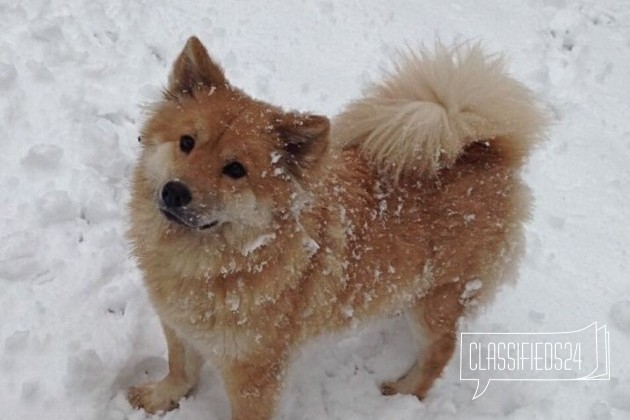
[1,1,629,419]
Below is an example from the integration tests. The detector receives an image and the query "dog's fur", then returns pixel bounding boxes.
[127,37,546,419]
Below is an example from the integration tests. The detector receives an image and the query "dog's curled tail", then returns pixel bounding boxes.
[332,43,548,180]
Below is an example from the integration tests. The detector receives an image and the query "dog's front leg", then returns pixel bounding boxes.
[222,354,286,420]
[128,323,203,413]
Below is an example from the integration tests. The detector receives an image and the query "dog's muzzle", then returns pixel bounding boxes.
[158,181,218,230]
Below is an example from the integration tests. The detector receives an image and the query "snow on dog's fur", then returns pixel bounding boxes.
[127,36,546,420]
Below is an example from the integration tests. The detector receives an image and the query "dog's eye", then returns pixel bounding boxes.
[180,135,195,153]
[222,161,247,179]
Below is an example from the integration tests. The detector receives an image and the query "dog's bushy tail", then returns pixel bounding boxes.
[332,43,547,180]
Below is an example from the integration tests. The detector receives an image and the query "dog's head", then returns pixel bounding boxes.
[135,37,329,241]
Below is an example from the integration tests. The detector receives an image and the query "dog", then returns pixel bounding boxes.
[127,36,546,419]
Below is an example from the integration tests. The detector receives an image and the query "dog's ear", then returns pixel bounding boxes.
[276,113,329,172]
[168,36,227,95]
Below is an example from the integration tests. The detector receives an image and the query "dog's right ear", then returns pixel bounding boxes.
[168,36,227,95]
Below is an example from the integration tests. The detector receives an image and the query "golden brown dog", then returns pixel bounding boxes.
[127,36,546,419]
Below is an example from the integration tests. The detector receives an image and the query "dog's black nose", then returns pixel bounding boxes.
[161,181,192,208]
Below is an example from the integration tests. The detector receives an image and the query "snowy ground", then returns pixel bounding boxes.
[1,0,629,419]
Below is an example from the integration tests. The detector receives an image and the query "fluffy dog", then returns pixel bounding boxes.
[127,36,546,419]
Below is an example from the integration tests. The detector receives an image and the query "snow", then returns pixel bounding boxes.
[270,151,282,164]
[610,300,630,333]
[1,0,629,419]
[241,233,277,256]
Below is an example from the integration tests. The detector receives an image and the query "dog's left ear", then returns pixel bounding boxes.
[168,36,227,95]
[276,113,329,171]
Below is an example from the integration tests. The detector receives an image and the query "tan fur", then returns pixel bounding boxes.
[332,43,548,180]
[127,37,546,419]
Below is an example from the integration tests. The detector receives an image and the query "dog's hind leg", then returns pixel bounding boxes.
[381,282,465,399]
[128,323,203,413]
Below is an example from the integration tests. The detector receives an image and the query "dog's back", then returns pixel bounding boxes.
[326,43,547,312]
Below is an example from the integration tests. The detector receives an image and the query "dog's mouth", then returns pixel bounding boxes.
[160,208,219,231]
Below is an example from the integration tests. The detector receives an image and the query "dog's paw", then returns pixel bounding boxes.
[128,382,182,414]
[380,380,427,400]
[380,381,398,396]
